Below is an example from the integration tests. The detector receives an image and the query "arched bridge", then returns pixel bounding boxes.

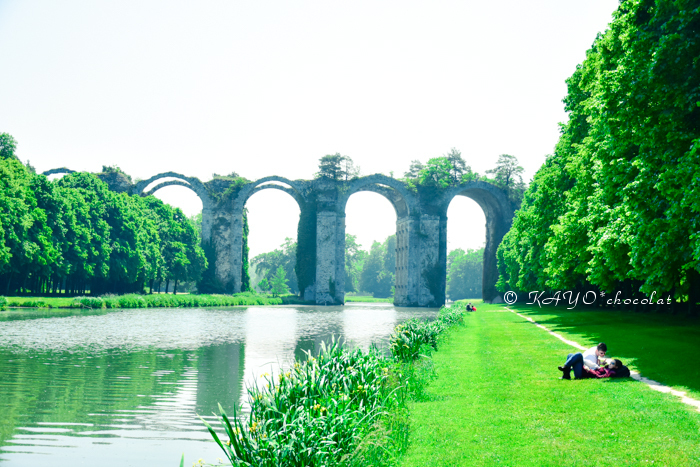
[43,168,515,306]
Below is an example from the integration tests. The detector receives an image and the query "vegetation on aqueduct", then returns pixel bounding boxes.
[497,0,700,312]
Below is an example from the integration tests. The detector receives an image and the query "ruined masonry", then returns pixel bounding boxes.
[44,169,515,307]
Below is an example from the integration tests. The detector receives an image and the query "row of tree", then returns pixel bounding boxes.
[496,0,700,310]
[251,234,398,298]
[253,233,484,300]
[0,133,206,295]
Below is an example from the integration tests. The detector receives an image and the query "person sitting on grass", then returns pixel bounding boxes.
[583,358,625,378]
[467,303,473,311]
[557,342,607,380]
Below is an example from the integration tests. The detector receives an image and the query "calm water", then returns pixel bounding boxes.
[0,303,437,466]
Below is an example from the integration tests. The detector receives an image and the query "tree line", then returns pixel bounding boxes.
[0,133,206,296]
[253,234,484,300]
[496,0,700,312]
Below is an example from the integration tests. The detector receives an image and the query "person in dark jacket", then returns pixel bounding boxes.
[583,359,624,379]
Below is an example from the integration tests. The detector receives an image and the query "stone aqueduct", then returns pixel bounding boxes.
[44,169,516,307]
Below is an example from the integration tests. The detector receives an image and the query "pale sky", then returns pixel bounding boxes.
[0,0,618,257]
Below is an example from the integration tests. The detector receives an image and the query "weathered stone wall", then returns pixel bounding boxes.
[314,211,342,304]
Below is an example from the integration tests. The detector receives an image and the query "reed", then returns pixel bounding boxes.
[201,302,466,466]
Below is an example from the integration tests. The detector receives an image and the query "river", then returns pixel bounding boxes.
[0,303,438,466]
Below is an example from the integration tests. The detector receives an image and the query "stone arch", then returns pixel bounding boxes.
[42,168,75,176]
[339,174,415,217]
[233,176,307,212]
[334,175,418,305]
[132,172,213,210]
[225,177,309,295]
[436,180,515,302]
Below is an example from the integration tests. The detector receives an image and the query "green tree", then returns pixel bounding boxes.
[497,0,700,312]
[270,266,290,297]
[0,133,18,160]
[485,154,525,204]
[344,234,366,293]
[359,239,394,298]
[257,277,270,292]
[404,160,424,179]
[315,153,359,181]
[252,238,298,294]
[444,148,470,184]
[418,157,453,188]
[447,248,483,300]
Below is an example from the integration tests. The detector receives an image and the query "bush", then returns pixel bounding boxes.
[71,297,105,309]
[202,339,400,466]
[0,296,6,310]
[390,302,465,362]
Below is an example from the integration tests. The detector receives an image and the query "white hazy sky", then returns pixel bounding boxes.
[0,0,618,258]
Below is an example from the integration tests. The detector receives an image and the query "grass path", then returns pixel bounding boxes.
[400,303,700,466]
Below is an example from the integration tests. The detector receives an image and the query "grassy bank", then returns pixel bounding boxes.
[511,303,700,402]
[344,296,393,303]
[0,293,310,310]
[400,303,700,466]
[201,303,466,466]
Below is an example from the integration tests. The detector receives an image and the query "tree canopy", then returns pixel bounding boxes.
[496,0,700,311]
[315,153,360,181]
[0,141,206,296]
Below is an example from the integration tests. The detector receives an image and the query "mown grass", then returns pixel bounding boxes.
[0,293,308,310]
[511,303,700,402]
[400,303,700,466]
[201,304,466,466]
[344,296,394,303]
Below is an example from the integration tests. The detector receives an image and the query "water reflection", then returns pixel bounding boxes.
[0,304,437,466]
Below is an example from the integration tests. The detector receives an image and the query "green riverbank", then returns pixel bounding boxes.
[401,303,700,466]
[0,293,310,310]
[344,296,393,303]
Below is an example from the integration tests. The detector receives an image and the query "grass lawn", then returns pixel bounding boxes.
[401,303,700,466]
[512,303,700,402]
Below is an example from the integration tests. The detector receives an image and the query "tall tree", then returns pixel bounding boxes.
[315,153,358,181]
[0,133,18,160]
[270,266,290,297]
[485,154,525,203]
[444,148,470,184]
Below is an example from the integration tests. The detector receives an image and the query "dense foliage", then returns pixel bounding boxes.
[0,137,206,295]
[496,0,700,310]
[447,248,483,300]
[357,235,396,298]
[402,149,526,206]
[315,153,360,181]
[252,238,298,294]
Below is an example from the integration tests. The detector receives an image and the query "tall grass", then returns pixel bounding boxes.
[70,293,284,309]
[202,302,466,466]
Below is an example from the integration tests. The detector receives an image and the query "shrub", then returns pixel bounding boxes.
[202,339,401,466]
[202,303,467,466]
[390,303,465,362]
[0,296,6,310]
[71,297,104,309]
